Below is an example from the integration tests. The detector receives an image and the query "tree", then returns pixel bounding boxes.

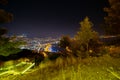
[0,0,10,37]
[0,9,13,24]
[0,0,12,37]
[0,0,24,56]
[75,17,99,53]
[0,40,24,56]
[104,0,120,35]
[0,27,8,38]
[59,35,71,48]
[0,0,13,24]
[0,0,8,5]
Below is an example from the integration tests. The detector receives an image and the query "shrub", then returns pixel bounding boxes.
[59,35,71,48]
[109,46,120,58]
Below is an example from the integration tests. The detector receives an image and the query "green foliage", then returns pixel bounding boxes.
[75,17,98,49]
[59,35,71,48]
[3,60,14,67]
[0,40,23,56]
[59,17,101,58]
[98,47,109,56]
[75,17,94,44]
[76,50,86,58]
[75,17,93,43]
[74,17,100,57]
[0,0,23,56]
[0,37,25,56]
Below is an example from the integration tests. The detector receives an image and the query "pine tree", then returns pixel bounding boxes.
[75,17,98,53]
[104,0,120,35]
[0,0,24,56]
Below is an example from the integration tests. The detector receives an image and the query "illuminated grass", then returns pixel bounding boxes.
[0,61,34,76]
[0,62,26,71]
[0,54,120,80]
[107,68,120,79]
[21,63,35,74]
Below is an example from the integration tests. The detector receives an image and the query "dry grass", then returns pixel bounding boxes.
[1,54,120,80]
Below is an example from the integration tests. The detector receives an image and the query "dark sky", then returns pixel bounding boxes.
[1,0,108,38]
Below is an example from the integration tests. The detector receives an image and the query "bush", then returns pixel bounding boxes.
[76,50,88,58]
[109,46,120,58]
[59,35,71,48]
[3,60,14,67]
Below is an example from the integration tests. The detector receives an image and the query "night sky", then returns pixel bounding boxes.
[1,0,108,38]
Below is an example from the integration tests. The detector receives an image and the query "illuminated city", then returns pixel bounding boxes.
[0,0,120,80]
